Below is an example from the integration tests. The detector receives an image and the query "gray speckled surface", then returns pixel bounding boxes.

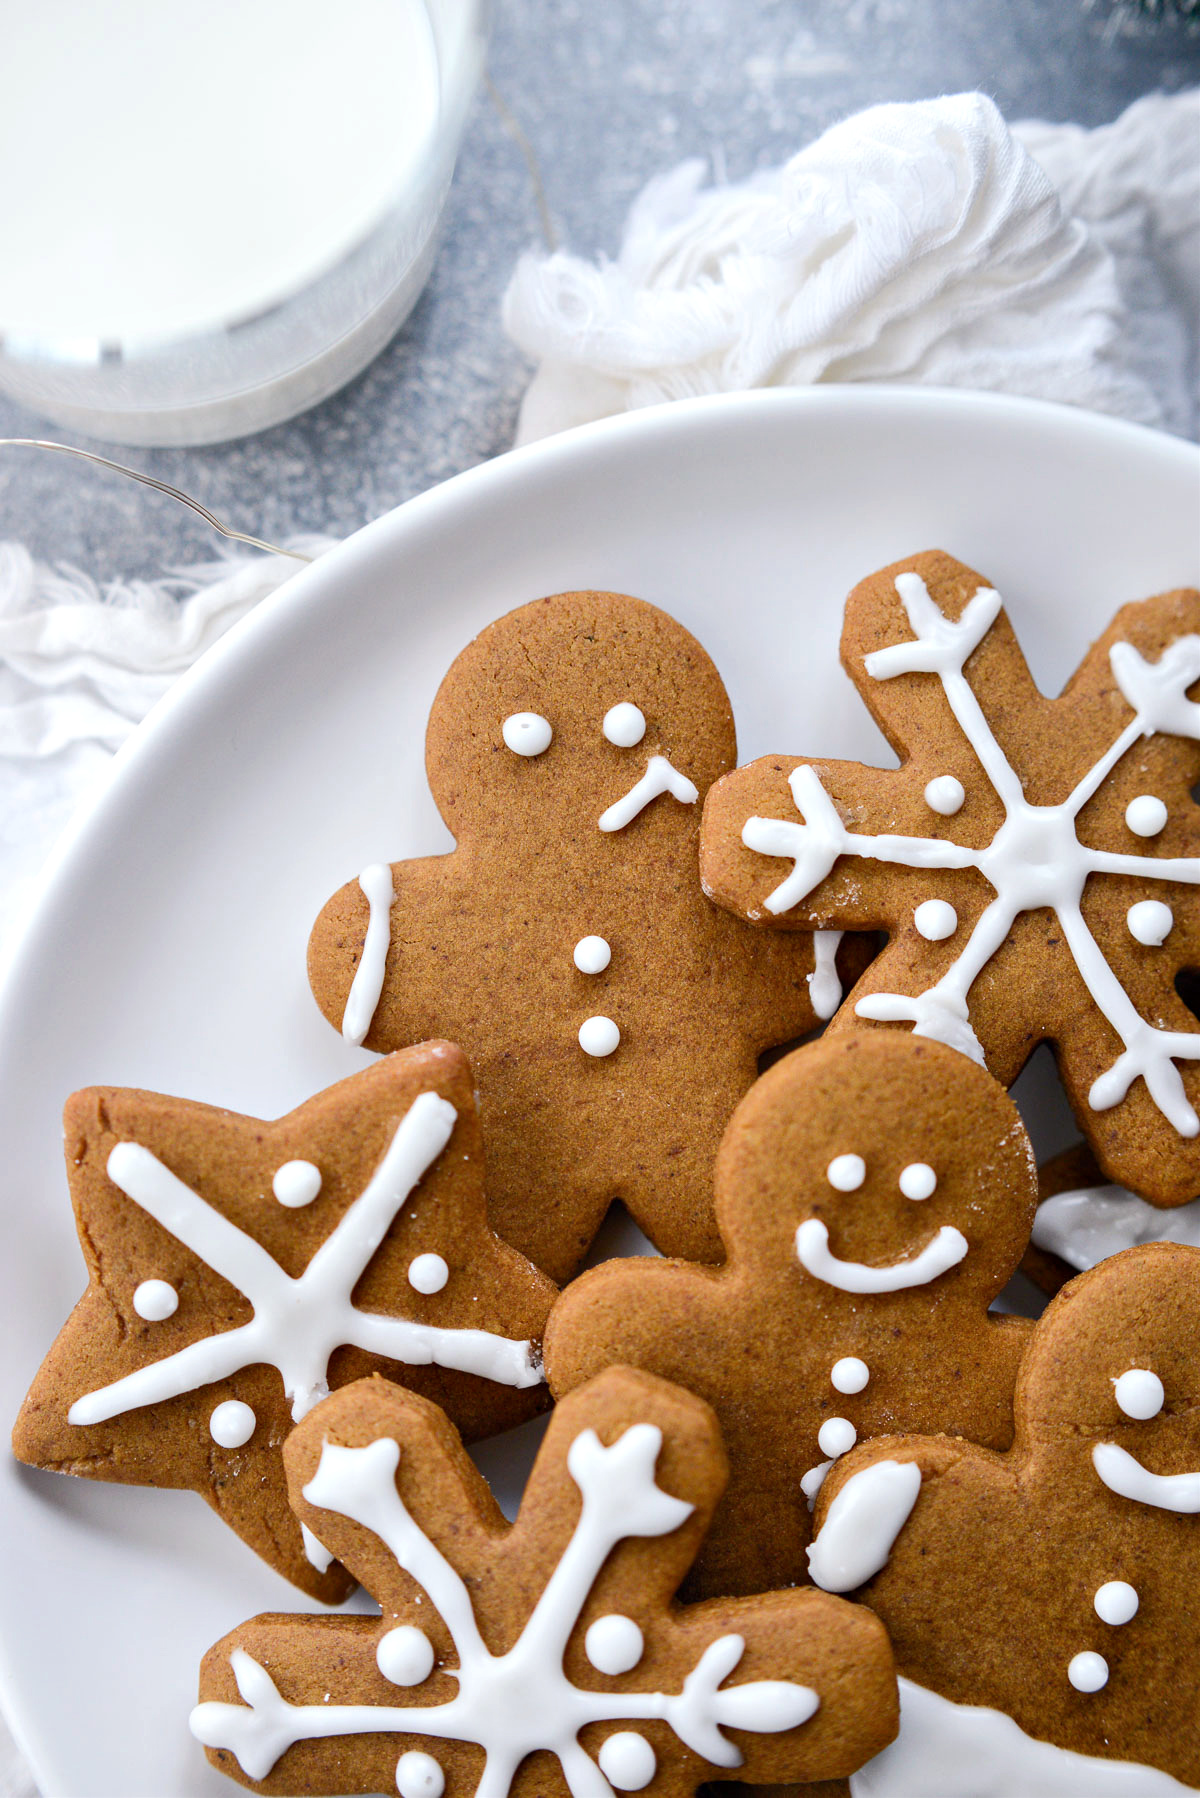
[0,0,1197,581]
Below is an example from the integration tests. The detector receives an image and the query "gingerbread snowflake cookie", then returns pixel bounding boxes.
[701,550,1200,1205]
[13,1041,556,1598]
[543,1031,1037,1600]
[192,1366,898,1796]
[307,590,863,1281]
[807,1243,1200,1793]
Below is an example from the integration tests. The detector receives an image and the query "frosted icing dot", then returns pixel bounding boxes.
[209,1399,255,1448]
[502,712,552,757]
[1125,795,1167,838]
[603,702,646,748]
[579,1016,620,1057]
[914,899,958,941]
[924,775,965,816]
[574,934,612,974]
[597,1732,657,1791]
[272,1159,322,1207]
[1127,900,1173,946]
[377,1625,435,1686]
[899,1162,938,1201]
[1113,1367,1164,1420]
[826,1154,865,1192]
[1094,1581,1138,1626]
[585,1613,644,1675]
[395,1750,445,1798]
[407,1253,449,1295]
[132,1278,178,1321]
[818,1416,858,1458]
[831,1356,870,1395]
[1067,1651,1109,1693]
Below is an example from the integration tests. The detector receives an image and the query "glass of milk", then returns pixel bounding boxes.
[0,0,486,444]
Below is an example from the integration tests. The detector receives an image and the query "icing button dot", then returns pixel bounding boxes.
[831,1356,870,1395]
[913,899,958,941]
[395,1750,445,1798]
[209,1399,255,1448]
[573,934,612,974]
[502,712,552,757]
[579,1016,620,1057]
[818,1416,858,1458]
[603,702,646,748]
[899,1162,938,1201]
[924,775,965,815]
[1094,1581,1139,1626]
[377,1625,435,1687]
[826,1154,865,1192]
[1113,1368,1164,1420]
[585,1613,644,1675]
[132,1278,178,1321]
[1125,794,1168,838]
[272,1159,322,1207]
[407,1253,449,1295]
[597,1732,657,1792]
[1067,1651,1109,1693]
[1127,900,1173,946]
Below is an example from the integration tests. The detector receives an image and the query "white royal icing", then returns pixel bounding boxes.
[598,1731,656,1790]
[1094,1581,1139,1626]
[502,712,553,756]
[914,899,957,941]
[209,1399,256,1448]
[272,1160,322,1208]
[191,1421,821,1791]
[818,1416,858,1458]
[396,1749,444,1797]
[923,775,965,816]
[741,573,1200,1133]
[603,703,646,748]
[585,1615,644,1676]
[341,863,395,1048]
[132,1279,178,1321]
[1127,900,1173,946]
[579,1016,620,1057]
[1031,1183,1200,1269]
[849,1676,1195,1796]
[378,1626,436,1687]
[1113,1368,1164,1420]
[301,1522,335,1574]
[573,935,612,975]
[898,1163,937,1200]
[598,755,699,833]
[1091,1442,1200,1513]
[1125,795,1168,838]
[807,1459,922,1592]
[407,1253,449,1295]
[1068,1651,1109,1693]
[831,1356,870,1395]
[800,1460,834,1509]
[827,1154,866,1192]
[67,1091,543,1431]
[808,929,845,1021]
[796,1218,968,1293]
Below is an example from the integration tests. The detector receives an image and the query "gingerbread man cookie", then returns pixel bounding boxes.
[1026,1142,1200,1296]
[701,550,1200,1206]
[192,1366,898,1796]
[13,1041,556,1598]
[807,1243,1200,1793]
[543,1030,1037,1599]
[306,590,864,1283]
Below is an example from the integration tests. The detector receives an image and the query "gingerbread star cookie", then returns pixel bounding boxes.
[306,591,865,1283]
[13,1041,556,1598]
[543,1031,1037,1599]
[701,550,1200,1205]
[807,1243,1200,1792]
[192,1366,898,1796]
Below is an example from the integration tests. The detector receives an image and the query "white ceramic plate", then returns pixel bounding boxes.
[1,389,1196,1798]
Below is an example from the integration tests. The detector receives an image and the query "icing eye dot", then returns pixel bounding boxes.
[209,1399,255,1448]
[818,1416,858,1458]
[1094,1581,1139,1626]
[1067,1651,1109,1693]
[899,1162,938,1201]
[502,712,553,757]
[573,934,612,974]
[407,1253,449,1295]
[1127,900,1173,946]
[1113,1368,1164,1420]
[603,702,646,748]
[826,1154,865,1192]
[132,1278,178,1321]
[579,1016,621,1057]
[585,1613,644,1675]
[597,1732,657,1791]
[377,1624,435,1687]
[272,1159,322,1207]
[1125,794,1168,838]
[923,775,965,816]
[913,899,958,941]
[395,1750,445,1798]
[831,1356,870,1395]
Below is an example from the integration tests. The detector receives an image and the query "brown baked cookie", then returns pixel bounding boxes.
[13,1041,556,1599]
[192,1366,898,1796]
[806,1243,1200,1791]
[1025,1142,1200,1296]
[543,1031,1037,1600]
[700,549,1200,1207]
[306,590,867,1282]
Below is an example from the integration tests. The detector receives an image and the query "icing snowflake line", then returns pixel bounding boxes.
[69,1091,543,1430]
[191,1422,819,1795]
[743,574,1200,1133]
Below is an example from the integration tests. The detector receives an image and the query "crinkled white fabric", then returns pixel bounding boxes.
[505,90,1198,444]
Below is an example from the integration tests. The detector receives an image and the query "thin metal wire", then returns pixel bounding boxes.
[0,438,314,562]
